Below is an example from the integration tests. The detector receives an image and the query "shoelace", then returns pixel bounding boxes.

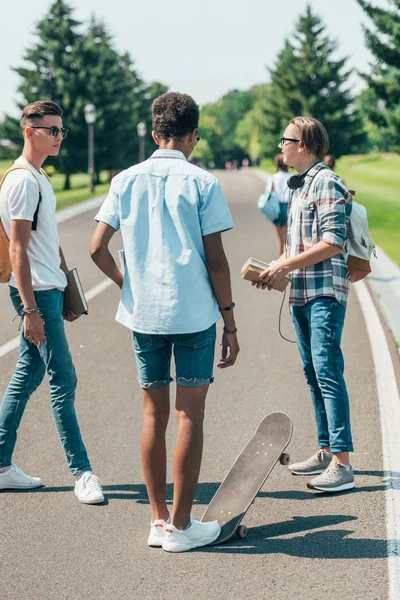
[82,474,100,492]
[11,465,24,476]
[321,462,341,480]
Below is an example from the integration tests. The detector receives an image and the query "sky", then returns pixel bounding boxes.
[0,0,390,118]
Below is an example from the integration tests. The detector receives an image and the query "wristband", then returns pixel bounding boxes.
[219,302,235,312]
[223,326,237,334]
[23,308,39,315]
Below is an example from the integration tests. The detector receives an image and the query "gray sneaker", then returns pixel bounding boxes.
[307,460,355,492]
[288,449,333,476]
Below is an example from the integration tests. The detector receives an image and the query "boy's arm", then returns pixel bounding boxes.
[9,220,45,345]
[203,232,239,368]
[59,246,68,273]
[90,221,124,289]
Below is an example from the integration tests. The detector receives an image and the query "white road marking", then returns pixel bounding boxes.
[354,281,400,600]
[56,195,105,224]
[0,278,113,358]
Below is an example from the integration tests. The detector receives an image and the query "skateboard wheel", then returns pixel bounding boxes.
[236,525,248,539]
[279,453,290,466]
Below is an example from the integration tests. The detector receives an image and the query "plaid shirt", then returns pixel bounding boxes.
[287,163,353,307]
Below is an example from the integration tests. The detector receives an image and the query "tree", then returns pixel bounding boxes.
[357,0,400,152]
[11,0,85,188]
[77,17,144,177]
[258,6,366,157]
[200,89,254,167]
[2,1,168,187]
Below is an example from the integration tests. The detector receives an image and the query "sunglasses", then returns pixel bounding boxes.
[31,125,69,139]
[280,137,300,145]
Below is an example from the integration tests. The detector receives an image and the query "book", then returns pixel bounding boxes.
[63,268,88,315]
[241,257,290,292]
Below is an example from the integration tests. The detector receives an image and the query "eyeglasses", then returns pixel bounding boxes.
[195,131,200,144]
[31,126,69,139]
[280,137,300,146]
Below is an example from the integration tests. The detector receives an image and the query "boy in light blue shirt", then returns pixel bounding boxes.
[90,92,239,552]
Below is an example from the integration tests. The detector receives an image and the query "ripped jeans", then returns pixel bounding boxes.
[131,324,216,389]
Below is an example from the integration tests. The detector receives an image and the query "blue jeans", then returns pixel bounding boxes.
[132,324,216,389]
[0,287,91,476]
[291,297,353,453]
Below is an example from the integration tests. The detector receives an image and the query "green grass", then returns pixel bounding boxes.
[260,153,400,265]
[0,160,109,210]
[336,153,400,265]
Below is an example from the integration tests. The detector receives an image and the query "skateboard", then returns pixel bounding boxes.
[201,411,292,545]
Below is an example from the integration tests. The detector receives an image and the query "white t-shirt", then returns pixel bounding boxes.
[0,157,67,291]
[272,170,291,203]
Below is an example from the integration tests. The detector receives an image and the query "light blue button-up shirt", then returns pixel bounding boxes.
[95,149,234,334]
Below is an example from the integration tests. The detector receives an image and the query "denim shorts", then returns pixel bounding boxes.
[131,324,216,389]
[273,202,288,228]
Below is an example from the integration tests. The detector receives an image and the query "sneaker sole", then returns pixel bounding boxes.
[148,540,163,548]
[75,494,104,504]
[148,534,164,548]
[288,467,325,476]
[163,530,221,553]
[0,481,43,490]
[307,481,356,492]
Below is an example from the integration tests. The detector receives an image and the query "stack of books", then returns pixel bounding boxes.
[241,257,289,292]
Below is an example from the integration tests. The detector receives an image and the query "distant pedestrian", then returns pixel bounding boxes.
[254,116,355,493]
[271,154,291,256]
[90,92,239,551]
[323,155,336,170]
[0,101,103,504]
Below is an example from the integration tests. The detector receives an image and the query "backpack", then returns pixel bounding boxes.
[0,165,49,283]
[257,176,280,223]
[310,168,375,283]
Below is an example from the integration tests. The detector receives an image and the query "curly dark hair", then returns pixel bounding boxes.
[152,92,199,140]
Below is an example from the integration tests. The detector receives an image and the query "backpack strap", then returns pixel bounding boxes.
[0,165,46,231]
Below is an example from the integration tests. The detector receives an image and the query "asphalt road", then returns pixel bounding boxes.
[0,169,394,600]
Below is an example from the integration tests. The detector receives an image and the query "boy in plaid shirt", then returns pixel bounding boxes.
[255,117,355,493]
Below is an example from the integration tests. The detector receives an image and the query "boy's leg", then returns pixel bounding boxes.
[141,385,170,522]
[291,304,330,449]
[171,325,216,529]
[308,298,353,462]
[0,288,46,469]
[0,332,46,468]
[132,331,173,522]
[37,290,91,476]
[172,384,208,529]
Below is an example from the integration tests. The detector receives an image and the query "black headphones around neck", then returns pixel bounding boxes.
[287,162,320,190]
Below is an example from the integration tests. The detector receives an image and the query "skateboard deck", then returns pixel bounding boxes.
[201,411,292,545]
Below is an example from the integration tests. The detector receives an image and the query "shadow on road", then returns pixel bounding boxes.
[0,476,389,501]
[207,526,393,559]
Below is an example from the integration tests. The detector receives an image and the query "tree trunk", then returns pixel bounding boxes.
[63,173,71,190]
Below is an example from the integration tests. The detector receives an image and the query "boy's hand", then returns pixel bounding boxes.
[252,260,290,290]
[24,312,45,346]
[63,310,81,322]
[218,331,240,368]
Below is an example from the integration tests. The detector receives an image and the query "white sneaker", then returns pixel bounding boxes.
[0,465,43,489]
[74,472,104,504]
[148,512,171,547]
[163,516,221,553]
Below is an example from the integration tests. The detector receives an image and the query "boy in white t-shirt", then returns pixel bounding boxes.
[0,101,103,504]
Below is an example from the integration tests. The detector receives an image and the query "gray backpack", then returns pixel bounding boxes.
[310,168,375,283]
